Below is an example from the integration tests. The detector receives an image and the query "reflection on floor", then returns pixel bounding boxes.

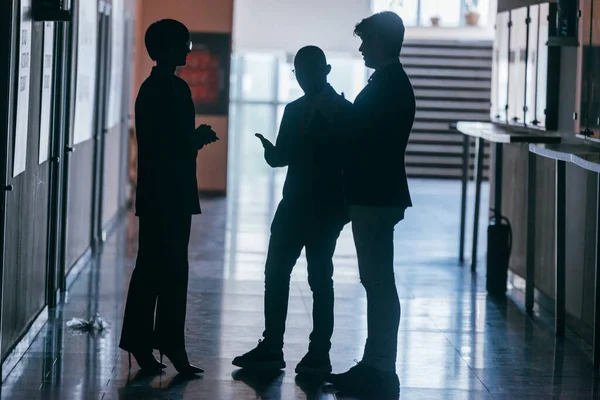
[3,179,600,399]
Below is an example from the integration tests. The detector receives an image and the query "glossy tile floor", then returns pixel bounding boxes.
[3,179,600,399]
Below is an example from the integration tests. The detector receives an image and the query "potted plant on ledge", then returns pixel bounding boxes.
[430,14,441,26]
[465,1,481,26]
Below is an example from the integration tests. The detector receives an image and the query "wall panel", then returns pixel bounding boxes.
[2,21,49,360]
[65,140,94,270]
[101,124,122,227]
[502,147,598,335]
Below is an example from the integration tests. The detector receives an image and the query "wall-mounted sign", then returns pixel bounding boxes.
[107,0,124,128]
[13,0,32,177]
[39,22,54,164]
[176,32,231,116]
[72,0,98,144]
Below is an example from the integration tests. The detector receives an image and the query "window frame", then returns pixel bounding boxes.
[372,0,484,28]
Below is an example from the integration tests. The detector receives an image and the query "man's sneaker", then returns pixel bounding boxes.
[232,340,286,370]
[327,362,400,399]
[295,351,332,375]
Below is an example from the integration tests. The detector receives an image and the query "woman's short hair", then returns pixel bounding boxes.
[145,19,190,61]
[354,12,405,57]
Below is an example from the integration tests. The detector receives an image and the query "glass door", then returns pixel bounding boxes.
[0,0,15,332]
[508,6,528,125]
[588,0,600,137]
[492,11,510,122]
[535,2,550,129]
[525,5,540,126]
[90,4,111,248]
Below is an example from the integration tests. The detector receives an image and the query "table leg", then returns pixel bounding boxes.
[555,160,566,337]
[526,151,537,314]
[471,137,484,271]
[459,135,470,264]
[593,174,600,369]
[494,143,503,215]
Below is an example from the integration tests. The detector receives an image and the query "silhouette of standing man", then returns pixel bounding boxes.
[321,12,415,398]
[120,19,217,375]
[233,46,351,375]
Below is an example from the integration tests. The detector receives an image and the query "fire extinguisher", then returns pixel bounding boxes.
[486,209,512,296]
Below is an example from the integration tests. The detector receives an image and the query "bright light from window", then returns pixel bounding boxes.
[372,0,418,26]
[372,0,489,27]
[420,0,461,27]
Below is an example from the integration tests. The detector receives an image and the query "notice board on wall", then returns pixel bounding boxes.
[13,0,32,177]
[107,0,124,128]
[176,32,231,116]
[72,0,98,144]
[39,22,54,164]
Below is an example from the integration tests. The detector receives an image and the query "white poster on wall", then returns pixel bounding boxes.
[72,0,98,145]
[107,0,124,128]
[13,0,32,177]
[39,22,55,164]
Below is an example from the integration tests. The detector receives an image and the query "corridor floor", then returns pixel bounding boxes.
[2,179,600,399]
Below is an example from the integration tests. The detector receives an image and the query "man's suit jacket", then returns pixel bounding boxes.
[344,62,416,209]
[134,67,201,217]
[265,84,351,223]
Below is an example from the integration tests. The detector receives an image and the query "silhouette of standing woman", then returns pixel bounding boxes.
[120,19,217,375]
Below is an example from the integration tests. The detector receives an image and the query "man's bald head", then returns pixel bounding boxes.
[294,45,327,67]
[293,46,331,95]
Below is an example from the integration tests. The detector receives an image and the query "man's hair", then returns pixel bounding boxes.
[145,19,189,61]
[354,11,405,56]
[295,45,327,66]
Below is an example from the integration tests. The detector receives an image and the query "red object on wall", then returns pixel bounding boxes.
[175,32,230,115]
[179,49,221,104]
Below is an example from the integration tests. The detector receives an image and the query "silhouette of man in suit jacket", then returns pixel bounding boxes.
[120,19,216,374]
[322,12,415,399]
[232,46,351,375]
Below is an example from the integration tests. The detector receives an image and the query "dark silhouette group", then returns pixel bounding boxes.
[121,10,415,400]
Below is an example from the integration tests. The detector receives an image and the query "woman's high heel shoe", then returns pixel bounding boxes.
[160,350,204,375]
[127,350,167,371]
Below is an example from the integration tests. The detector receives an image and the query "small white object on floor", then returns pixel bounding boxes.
[66,313,108,333]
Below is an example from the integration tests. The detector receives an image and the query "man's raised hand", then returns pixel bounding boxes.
[255,133,274,149]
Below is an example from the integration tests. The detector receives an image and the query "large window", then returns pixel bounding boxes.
[372,0,490,27]
[231,52,367,104]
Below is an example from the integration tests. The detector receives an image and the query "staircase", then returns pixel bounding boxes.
[401,39,493,180]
